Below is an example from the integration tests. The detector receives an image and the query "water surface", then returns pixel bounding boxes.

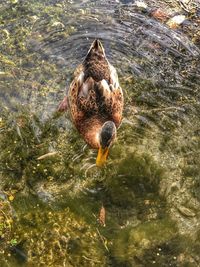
[0,0,200,266]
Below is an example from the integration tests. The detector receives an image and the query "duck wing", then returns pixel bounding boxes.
[68,62,123,127]
[107,64,124,126]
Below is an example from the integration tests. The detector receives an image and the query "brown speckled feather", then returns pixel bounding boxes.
[67,40,124,148]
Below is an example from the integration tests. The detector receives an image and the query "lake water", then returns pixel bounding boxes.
[0,0,200,266]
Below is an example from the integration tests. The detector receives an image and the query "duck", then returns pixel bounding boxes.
[58,39,124,166]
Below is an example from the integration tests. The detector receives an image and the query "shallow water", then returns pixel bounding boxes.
[0,0,200,266]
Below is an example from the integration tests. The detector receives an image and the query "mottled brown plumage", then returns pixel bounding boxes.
[58,39,124,165]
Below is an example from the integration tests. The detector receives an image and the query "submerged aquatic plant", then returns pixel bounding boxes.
[0,0,200,266]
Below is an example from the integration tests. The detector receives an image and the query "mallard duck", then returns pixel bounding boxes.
[58,39,124,166]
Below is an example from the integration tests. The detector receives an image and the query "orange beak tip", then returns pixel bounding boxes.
[96,147,109,167]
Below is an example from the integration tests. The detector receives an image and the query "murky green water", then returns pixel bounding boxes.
[0,0,200,266]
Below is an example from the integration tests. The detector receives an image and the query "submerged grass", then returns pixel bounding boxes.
[0,0,200,266]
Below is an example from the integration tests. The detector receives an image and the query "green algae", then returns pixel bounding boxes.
[111,218,200,266]
[103,151,165,207]
[1,84,200,266]
[0,109,85,190]
[0,194,14,254]
[0,0,200,266]
[7,197,108,267]
[111,218,177,265]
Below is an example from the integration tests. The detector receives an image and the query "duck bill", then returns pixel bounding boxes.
[96,146,109,167]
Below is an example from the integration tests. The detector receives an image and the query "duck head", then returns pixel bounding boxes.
[96,121,116,167]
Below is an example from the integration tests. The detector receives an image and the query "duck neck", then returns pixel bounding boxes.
[78,118,103,149]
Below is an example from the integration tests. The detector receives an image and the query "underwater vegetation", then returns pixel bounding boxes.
[0,0,200,266]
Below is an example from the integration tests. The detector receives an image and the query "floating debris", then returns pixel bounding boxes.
[51,21,65,28]
[151,9,169,22]
[135,1,148,9]
[37,151,58,160]
[166,15,186,29]
[177,206,196,218]
[8,195,14,202]
[99,205,106,227]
